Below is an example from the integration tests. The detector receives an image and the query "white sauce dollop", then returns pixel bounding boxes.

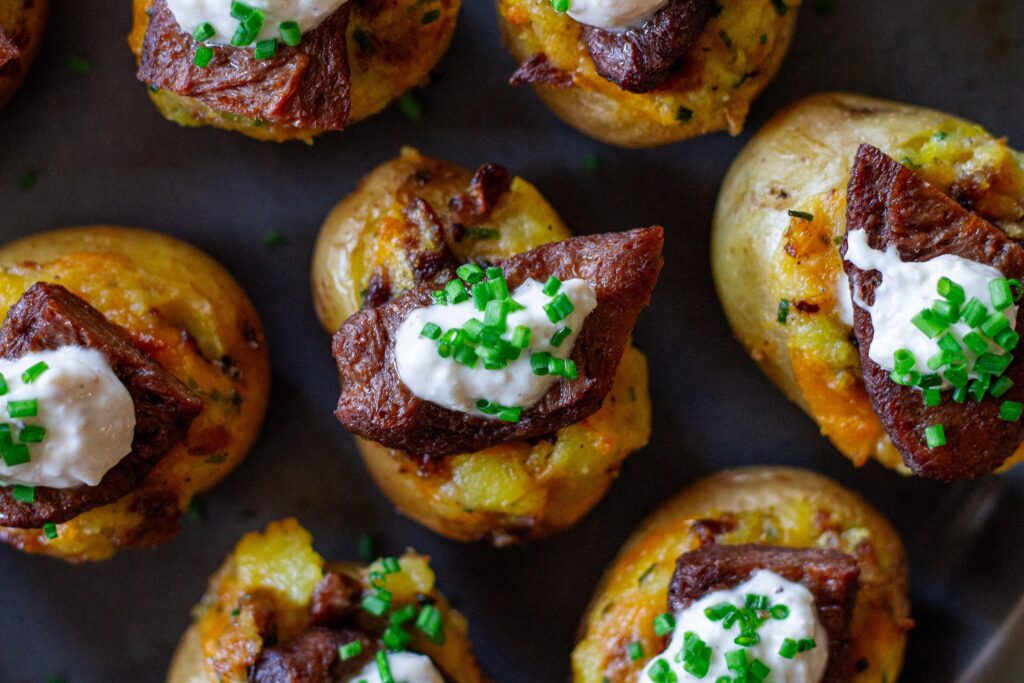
[642,570,829,683]
[565,0,668,30]
[0,347,135,489]
[845,229,1015,379]
[394,278,597,417]
[165,0,349,46]
[346,652,443,683]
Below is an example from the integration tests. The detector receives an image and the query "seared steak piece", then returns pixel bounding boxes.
[669,544,860,683]
[843,144,1024,480]
[333,227,664,457]
[508,53,573,89]
[0,25,19,69]
[582,0,712,93]
[138,0,351,131]
[250,627,375,683]
[0,282,203,528]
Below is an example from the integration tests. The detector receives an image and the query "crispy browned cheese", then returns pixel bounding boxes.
[669,544,860,683]
[581,0,711,93]
[843,144,1024,480]
[333,227,664,457]
[0,25,19,69]
[508,52,573,89]
[0,283,203,528]
[137,0,351,130]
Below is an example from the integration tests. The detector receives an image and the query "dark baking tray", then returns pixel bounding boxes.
[1,1,1023,681]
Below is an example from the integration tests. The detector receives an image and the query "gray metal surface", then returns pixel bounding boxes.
[1,1,1023,681]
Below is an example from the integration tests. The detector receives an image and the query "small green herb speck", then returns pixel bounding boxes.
[263,230,285,247]
[19,169,37,190]
[397,93,424,123]
[421,9,441,24]
[778,298,791,324]
[68,56,92,75]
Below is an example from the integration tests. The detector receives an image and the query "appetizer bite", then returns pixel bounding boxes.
[573,467,911,683]
[313,148,661,544]
[498,0,799,148]
[712,92,1024,479]
[128,0,459,142]
[0,226,269,561]
[0,0,48,109]
[168,518,484,683]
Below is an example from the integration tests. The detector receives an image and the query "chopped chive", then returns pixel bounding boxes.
[777,298,790,324]
[991,375,1014,398]
[961,297,989,328]
[21,361,48,384]
[544,293,575,323]
[369,571,386,589]
[12,484,35,503]
[893,349,915,374]
[980,312,1011,338]
[749,660,771,681]
[462,319,484,342]
[926,352,947,371]
[923,388,941,407]
[919,373,942,389]
[382,625,410,651]
[770,604,790,619]
[1010,278,1024,302]
[952,384,968,403]
[990,278,1014,311]
[453,345,478,368]
[974,352,1011,376]
[725,649,748,671]
[471,281,493,311]
[626,641,644,661]
[338,640,363,660]
[361,591,391,616]
[476,399,499,415]
[787,210,814,221]
[925,424,946,448]
[431,291,447,305]
[489,275,510,301]
[465,227,500,240]
[937,332,962,354]
[445,279,468,304]
[381,556,401,574]
[457,263,485,284]
[890,369,921,386]
[778,636,799,659]
[254,38,277,60]
[420,322,442,340]
[230,0,255,18]
[511,326,531,349]
[194,45,214,67]
[279,20,301,46]
[937,276,966,305]
[550,326,572,348]
[734,632,760,647]
[550,0,570,12]
[486,267,503,279]
[193,22,215,41]
[563,358,578,380]
[704,603,734,621]
[43,522,58,540]
[484,299,509,331]
[498,406,522,422]
[390,604,417,625]
[584,154,601,173]
[745,594,768,610]
[996,328,1021,351]
[797,638,817,652]
[531,352,550,375]
[969,376,991,402]
[397,93,424,123]
[653,612,675,636]
[931,299,960,324]
[416,604,445,643]
[421,8,441,24]
[7,399,37,418]
[356,533,376,562]
[542,276,562,296]
[911,309,946,338]
[19,425,46,443]
[963,331,990,355]
[1000,401,1023,422]
[376,651,395,683]
[0,374,7,395]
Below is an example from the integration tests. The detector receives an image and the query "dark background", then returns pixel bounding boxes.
[2,1,1023,681]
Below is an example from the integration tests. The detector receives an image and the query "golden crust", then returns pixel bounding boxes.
[0,226,270,562]
[128,0,459,142]
[166,519,486,683]
[0,0,49,110]
[312,148,653,543]
[711,92,1024,473]
[572,467,911,683]
[497,0,798,148]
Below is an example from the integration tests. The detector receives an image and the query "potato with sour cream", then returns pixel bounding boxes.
[312,148,653,544]
[0,226,270,562]
[712,92,1024,473]
[167,518,485,683]
[573,467,911,683]
[497,0,799,147]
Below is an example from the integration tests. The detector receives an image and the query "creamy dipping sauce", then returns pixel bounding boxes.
[346,652,443,683]
[394,278,597,417]
[165,0,348,46]
[845,229,1016,381]
[0,347,135,489]
[564,0,668,30]
[642,570,829,683]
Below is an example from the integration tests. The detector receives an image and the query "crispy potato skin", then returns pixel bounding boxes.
[0,227,270,562]
[312,148,653,544]
[128,0,459,142]
[497,0,798,148]
[0,0,49,109]
[167,519,485,683]
[711,92,1024,473]
[573,467,911,683]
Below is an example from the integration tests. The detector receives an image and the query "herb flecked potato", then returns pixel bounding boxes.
[312,147,652,544]
[127,0,459,142]
[711,92,1024,473]
[573,467,911,683]
[0,226,269,562]
[497,0,799,148]
[0,0,48,109]
[168,518,485,683]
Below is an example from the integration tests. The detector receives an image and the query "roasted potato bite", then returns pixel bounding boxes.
[128,0,459,142]
[573,467,911,683]
[313,148,656,544]
[712,92,1024,475]
[0,226,269,562]
[167,518,485,683]
[0,0,48,109]
[498,0,799,148]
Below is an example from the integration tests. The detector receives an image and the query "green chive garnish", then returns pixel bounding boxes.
[194,46,214,68]
[445,279,468,304]
[457,263,485,284]
[893,349,915,374]
[338,641,363,660]
[420,322,442,340]
[382,556,401,574]
[544,293,574,323]
[797,638,817,652]
[626,641,644,661]
[974,352,1011,376]
[705,603,734,621]
[961,297,989,328]
[995,328,1020,351]
[938,276,966,305]
[390,604,417,625]
[254,39,277,60]
[531,352,550,375]
[653,612,675,636]
[787,210,814,221]
[511,326,531,349]
[279,20,301,46]
[770,604,790,620]
[12,484,35,503]
[990,278,1014,311]
[551,0,570,12]
[193,22,215,41]
[925,424,946,448]
[1,442,29,466]
[981,312,1011,338]
[376,650,395,683]
[43,522,58,540]
[911,309,946,338]
[923,388,941,407]
[931,299,960,324]
[999,401,1023,422]
[416,604,445,643]
[361,591,391,616]
[542,276,561,296]
[7,400,37,418]
[382,625,410,651]
[498,406,522,422]
[991,375,1014,398]
[19,425,46,443]
[0,374,7,395]
[21,362,48,384]
[777,299,790,324]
